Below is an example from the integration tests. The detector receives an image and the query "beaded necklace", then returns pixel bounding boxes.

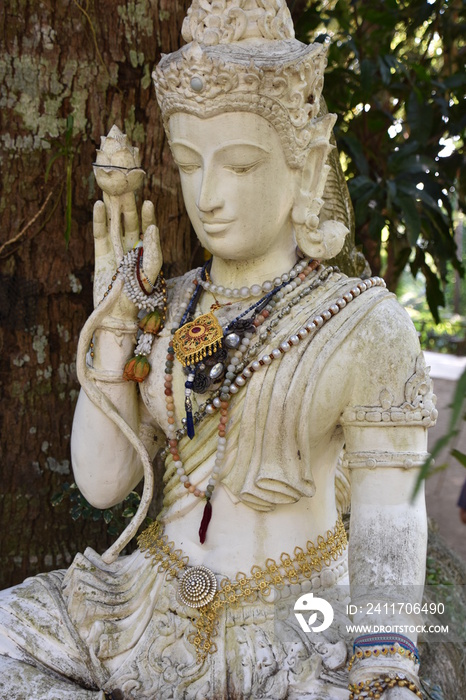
[165,259,317,542]
[163,266,386,544]
[196,257,310,299]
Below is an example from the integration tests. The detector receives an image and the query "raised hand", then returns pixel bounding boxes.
[91,126,163,317]
[92,192,162,318]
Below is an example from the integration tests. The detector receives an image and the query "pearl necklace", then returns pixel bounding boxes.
[164,266,386,544]
[196,258,308,299]
[164,260,319,542]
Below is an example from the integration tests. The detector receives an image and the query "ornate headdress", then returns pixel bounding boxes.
[153,0,348,259]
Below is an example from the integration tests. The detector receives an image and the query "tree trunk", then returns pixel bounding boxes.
[0,0,192,590]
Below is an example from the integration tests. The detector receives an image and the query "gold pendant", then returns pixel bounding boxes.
[172,311,224,367]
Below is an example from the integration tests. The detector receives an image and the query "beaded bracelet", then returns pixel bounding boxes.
[353,634,419,660]
[348,643,420,672]
[121,245,166,311]
[349,673,423,699]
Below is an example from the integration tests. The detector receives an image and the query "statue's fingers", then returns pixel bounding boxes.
[141,200,156,235]
[142,224,163,282]
[121,192,140,251]
[93,201,116,305]
[93,201,112,257]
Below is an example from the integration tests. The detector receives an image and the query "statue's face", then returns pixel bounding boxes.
[169,112,297,261]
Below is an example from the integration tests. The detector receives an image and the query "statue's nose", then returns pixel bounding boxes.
[197,165,225,213]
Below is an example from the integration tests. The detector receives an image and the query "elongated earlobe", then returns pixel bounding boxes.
[291,115,348,259]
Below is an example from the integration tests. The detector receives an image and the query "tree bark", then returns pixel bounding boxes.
[0,0,192,590]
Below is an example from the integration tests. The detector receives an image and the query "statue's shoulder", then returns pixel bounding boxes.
[354,284,419,350]
[340,280,423,405]
[314,271,418,349]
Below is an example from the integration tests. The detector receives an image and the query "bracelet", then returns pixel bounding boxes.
[348,644,419,672]
[121,246,166,311]
[349,673,423,699]
[96,316,139,334]
[87,367,128,383]
[344,451,430,470]
[92,247,168,384]
[136,246,162,295]
[353,634,419,661]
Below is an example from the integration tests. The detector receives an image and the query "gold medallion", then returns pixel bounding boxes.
[172,312,224,367]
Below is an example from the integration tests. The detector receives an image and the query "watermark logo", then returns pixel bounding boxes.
[294,592,334,634]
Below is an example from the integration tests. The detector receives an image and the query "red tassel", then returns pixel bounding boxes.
[199,501,212,544]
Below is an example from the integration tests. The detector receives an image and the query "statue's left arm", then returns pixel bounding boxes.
[341,297,437,699]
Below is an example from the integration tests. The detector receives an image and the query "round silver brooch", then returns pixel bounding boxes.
[178,565,217,608]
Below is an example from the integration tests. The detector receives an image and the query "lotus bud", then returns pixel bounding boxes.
[138,310,163,336]
[123,355,151,383]
[94,125,145,197]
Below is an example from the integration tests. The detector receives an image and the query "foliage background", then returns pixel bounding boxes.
[297,0,465,327]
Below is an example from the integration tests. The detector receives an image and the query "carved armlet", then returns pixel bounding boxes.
[341,354,437,431]
[341,354,437,471]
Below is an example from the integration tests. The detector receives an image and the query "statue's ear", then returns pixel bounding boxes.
[291,113,348,260]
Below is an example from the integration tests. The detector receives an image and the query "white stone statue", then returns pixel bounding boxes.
[0,2,438,699]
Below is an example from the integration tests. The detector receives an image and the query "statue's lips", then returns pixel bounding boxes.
[200,218,234,234]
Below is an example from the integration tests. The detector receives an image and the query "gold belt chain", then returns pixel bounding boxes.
[138,518,347,662]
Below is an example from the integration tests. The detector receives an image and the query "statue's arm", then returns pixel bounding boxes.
[342,299,436,697]
[71,188,163,509]
[71,333,146,509]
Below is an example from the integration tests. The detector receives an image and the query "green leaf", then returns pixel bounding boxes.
[368,212,386,241]
[348,175,377,200]
[122,507,137,518]
[398,195,421,244]
[70,505,82,521]
[394,245,412,278]
[443,73,466,89]
[45,152,64,182]
[360,58,375,95]
[386,179,397,207]
[451,449,466,469]
[340,134,369,176]
[64,160,73,246]
[392,154,435,175]
[411,63,431,84]
[103,509,114,524]
[51,492,64,506]
[406,92,433,145]
[448,368,466,432]
[423,264,445,324]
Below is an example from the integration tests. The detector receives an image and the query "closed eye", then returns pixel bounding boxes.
[176,162,200,174]
[225,160,264,175]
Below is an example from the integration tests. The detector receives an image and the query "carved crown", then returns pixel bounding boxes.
[153,0,329,168]
[181,0,295,45]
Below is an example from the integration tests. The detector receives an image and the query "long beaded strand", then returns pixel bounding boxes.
[162,273,386,489]
[164,260,320,543]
